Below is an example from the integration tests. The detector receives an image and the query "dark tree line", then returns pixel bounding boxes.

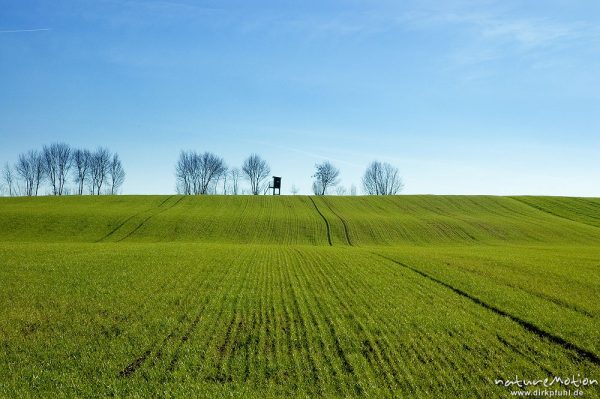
[1,143,125,196]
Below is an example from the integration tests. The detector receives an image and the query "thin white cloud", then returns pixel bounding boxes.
[402,10,581,47]
[124,0,222,15]
[283,13,388,38]
[397,4,591,70]
[242,138,363,168]
[0,28,51,33]
[457,14,577,49]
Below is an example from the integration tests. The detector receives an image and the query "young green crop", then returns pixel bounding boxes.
[1,195,600,245]
[0,196,599,397]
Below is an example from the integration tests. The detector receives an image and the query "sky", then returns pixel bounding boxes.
[1,0,599,196]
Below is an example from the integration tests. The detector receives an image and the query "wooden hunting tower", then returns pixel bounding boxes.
[270,176,281,195]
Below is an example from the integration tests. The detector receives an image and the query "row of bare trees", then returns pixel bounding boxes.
[174,151,403,196]
[311,160,403,195]
[176,152,271,195]
[3,147,402,196]
[2,143,125,196]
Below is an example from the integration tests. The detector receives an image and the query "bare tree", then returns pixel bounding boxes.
[175,151,194,195]
[209,167,227,194]
[350,184,357,196]
[72,149,91,195]
[242,154,270,195]
[109,153,125,194]
[90,147,111,195]
[175,151,226,195]
[42,143,72,195]
[335,186,347,195]
[15,150,44,196]
[290,184,299,195]
[32,152,44,195]
[15,154,34,196]
[312,161,340,195]
[312,181,323,195]
[220,165,229,194]
[2,163,16,196]
[362,161,404,195]
[229,167,241,195]
[198,152,226,194]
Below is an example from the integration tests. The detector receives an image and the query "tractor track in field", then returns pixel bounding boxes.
[445,261,595,318]
[291,250,356,396]
[119,322,190,378]
[119,349,152,377]
[308,197,332,246]
[320,197,353,246]
[117,196,184,242]
[120,296,207,377]
[373,253,600,366]
[511,197,600,230]
[577,197,600,216]
[95,210,150,243]
[118,300,195,377]
[96,196,175,242]
[167,260,248,374]
[311,252,400,394]
[119,328,183,377]
[166,312,204,372]
[495,334,554,376]
[282,253,323,396]
[118,260,231,378]
[166,292,222,375]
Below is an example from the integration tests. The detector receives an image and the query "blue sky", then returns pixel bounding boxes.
[1,0,599,195]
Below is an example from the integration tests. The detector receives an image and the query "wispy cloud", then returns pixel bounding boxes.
[397,4,591,70]
[242,138,363,168]
[122,0,222,16]
[282,13,389,38]
[477,17,575,48]
[400,4,578,42]
[0,28,51,34]
[444,13,579,50]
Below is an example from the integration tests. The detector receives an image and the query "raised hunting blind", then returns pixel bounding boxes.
[270,176,282,195]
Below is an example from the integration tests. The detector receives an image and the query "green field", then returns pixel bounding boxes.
[1,195,599,398]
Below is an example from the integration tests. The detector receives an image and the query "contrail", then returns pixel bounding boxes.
[0,28,51,33]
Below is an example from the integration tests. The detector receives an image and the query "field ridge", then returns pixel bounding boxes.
[2,195,600,245]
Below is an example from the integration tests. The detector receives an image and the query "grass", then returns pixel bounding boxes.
[0,195,599,398]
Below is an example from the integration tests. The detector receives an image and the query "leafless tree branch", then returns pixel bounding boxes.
[312,161,340,195]
[242,154,270,195]
[362,161,403,195]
